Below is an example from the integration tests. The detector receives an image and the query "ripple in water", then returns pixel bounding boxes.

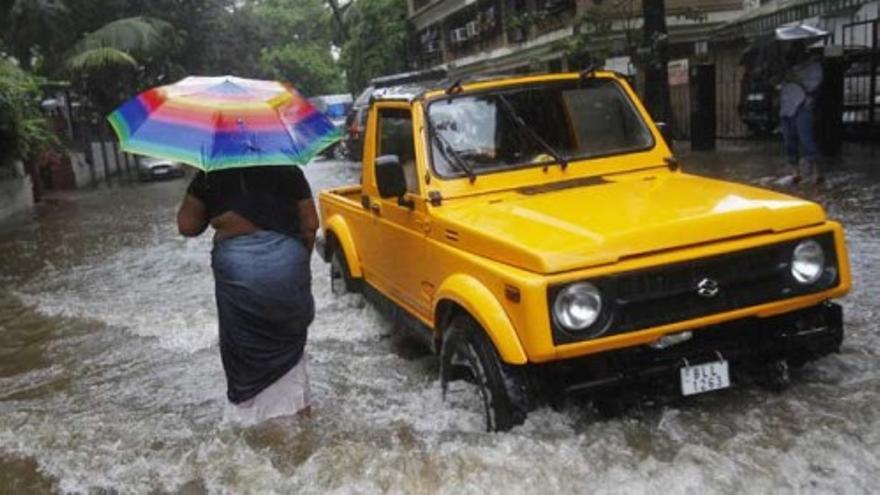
[0,158,878,493]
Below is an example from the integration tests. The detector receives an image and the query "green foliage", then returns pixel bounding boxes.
[0,0,68,70]
[0,59,54,166]
[66,46,138,72]
[253,0,336,46]
[339,0,410,92]
[65,16,184,114]
[260,44,345,96]
[559,1,642,67]
[2,0,349,105]
[251,0,345,95]
[72,16,176,62]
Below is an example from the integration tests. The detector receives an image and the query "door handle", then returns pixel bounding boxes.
[415,218,431,233]
[370,202,381,214]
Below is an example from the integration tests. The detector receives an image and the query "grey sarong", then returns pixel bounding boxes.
[211,230,314,404]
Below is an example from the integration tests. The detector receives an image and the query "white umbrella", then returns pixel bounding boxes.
[774,24,829,42]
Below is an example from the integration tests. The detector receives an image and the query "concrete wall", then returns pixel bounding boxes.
[0,161,34,221]
[86,141,135,184]
[69,151,95,189]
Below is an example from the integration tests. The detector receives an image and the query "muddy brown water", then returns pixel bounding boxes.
[1,145,878,493]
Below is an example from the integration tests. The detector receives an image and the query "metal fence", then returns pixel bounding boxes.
[838,19,879,136]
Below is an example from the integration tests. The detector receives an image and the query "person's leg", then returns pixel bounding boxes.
[780,116,800,180]
[796,103,822,183]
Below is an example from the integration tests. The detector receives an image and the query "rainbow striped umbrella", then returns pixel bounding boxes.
[108,76,341,171]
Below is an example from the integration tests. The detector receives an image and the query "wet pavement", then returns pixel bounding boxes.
[0,142,878,493]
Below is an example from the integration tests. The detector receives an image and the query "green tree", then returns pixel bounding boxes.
[339,0,409,92]
[252,0,344,95]
[260,44,345,95]
[65,15,182,128]
[0,0,67,71]
[0,59,54,166]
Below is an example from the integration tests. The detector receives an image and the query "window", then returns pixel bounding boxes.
[428,79,653,178]
[376,108,419,194]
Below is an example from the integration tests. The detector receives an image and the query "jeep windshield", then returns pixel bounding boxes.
[427,78,654,178]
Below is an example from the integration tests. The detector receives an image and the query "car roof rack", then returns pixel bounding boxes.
[369,69,449,89]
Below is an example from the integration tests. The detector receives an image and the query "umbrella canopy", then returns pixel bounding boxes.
[108,76,341,171]
[774,24,829,42]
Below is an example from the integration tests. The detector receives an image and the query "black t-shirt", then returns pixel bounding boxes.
[186,166,312,240]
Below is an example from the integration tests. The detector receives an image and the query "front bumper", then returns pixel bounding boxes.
[552,302,843,397]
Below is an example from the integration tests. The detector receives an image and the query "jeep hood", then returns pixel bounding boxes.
[434,173,827,274]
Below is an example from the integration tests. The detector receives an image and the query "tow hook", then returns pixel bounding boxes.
[759,360,791,392]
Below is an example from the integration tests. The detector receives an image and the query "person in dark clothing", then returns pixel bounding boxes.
[778,42,823,184]
[177,166,318,425]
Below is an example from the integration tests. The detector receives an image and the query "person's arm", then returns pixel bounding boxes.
[297,197,319,252]
[177,193,209,237]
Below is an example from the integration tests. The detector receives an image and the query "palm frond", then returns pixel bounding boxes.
[75,16,174,59]
[66,47,138,72]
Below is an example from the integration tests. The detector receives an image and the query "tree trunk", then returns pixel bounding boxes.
[326,0,349,43]
[641,0,672,125]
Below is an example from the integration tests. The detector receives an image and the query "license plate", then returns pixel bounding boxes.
[153,168,169,175]
[680,360,730,396]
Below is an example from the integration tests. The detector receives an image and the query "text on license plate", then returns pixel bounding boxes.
[680,360,730,396]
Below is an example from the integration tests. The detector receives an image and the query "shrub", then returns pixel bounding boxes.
[0,59,54,167]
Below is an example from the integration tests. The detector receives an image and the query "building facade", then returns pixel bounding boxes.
[408,0,880,139]
[407,0,746,75]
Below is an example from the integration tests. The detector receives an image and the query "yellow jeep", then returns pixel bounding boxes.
[317,71,851,431]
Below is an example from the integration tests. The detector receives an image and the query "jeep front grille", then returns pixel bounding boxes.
[550,233,839,345]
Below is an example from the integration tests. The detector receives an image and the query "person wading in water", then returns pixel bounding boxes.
[177,166,318,425]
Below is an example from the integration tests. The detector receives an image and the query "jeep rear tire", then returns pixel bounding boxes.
[440,314,532,431]
[329,244,357,295]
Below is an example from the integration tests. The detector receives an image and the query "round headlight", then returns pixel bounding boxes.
[791,239,825,284]
[553,282,603,332]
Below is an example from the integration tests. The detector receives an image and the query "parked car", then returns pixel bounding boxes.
[309,93,354,158]
[343,86,374,162]
[317,70,851,431]
[137,156,185,181]
[344,69,448,162]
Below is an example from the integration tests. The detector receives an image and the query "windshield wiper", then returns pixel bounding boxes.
[497,95,569,171]
[426,118,477,183]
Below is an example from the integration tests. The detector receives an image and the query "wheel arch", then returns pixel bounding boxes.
[323,214,363,279]
[433,274,528,365]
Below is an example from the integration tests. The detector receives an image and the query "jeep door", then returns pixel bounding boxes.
[367,103,431,318]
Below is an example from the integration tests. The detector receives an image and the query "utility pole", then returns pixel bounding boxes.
[641,0,672,125]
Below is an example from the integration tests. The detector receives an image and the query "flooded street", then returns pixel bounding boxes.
[1,144,879,493]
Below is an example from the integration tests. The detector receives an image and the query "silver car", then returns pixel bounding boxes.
[138,156,185,181]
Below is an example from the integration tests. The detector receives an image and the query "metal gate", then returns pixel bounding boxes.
[838,18,879,136]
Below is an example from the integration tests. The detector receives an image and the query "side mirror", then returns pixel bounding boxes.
[656,121,675,152]
[375,154,409,203]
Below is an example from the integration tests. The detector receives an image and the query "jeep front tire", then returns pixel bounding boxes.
[440,314,533,431]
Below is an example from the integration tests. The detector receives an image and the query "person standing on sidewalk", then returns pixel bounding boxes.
[778,42,823,184]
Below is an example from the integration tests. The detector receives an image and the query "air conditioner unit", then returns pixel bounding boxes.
[450,27,469,43]
[466,21,479,38]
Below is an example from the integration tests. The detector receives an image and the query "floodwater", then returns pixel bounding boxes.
[1,144,878,493]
